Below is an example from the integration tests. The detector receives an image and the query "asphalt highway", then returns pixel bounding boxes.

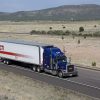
[0,62,100,99]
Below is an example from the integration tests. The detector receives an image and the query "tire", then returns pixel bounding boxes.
[3,60,10,65]
[37,67,41,73]
[3,60,7,64]
[58,71,63,78]
[51,70,57,76]
[6,60,10,65]
[32,66,37,72]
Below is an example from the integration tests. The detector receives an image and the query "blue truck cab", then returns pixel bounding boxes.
[43,46,78,78]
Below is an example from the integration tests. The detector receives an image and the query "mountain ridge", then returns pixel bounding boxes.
[0,4,100,21]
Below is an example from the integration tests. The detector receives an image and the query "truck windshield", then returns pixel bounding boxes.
[56,56,67,62]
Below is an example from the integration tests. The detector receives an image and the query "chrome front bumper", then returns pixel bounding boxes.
[62,71,78,77]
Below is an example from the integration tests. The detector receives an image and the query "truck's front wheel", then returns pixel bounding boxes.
[58,71,63,78]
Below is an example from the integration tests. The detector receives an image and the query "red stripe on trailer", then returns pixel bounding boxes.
[0,51,32,58]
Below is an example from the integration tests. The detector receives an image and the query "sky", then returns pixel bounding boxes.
[0,0,100,12]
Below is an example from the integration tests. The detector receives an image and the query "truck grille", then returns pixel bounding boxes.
[67,65,74,72]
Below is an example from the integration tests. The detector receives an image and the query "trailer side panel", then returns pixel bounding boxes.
[0,41,43,65]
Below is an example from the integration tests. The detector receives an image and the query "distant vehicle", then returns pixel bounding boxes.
[0,40,78,78]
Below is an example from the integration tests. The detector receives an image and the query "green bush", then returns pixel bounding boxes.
[30,30,42,35]
[65,30,71,35]
[49,27,53,30]
[30,30,37,35]
[78,39,80,44]
[41,31,47,34]
[92,61,96,66]
[51,30,65,35]
[47,30,53,35]
[63,26,66,29]
[93,32,100,37]
[94,25,97,27]
[79,26,84,32]
[61,35,64,40]
[78,33,82,36]
[83,34,93,37]
[84,35,87,39]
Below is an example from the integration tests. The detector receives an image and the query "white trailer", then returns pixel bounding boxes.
[0,40,52,68]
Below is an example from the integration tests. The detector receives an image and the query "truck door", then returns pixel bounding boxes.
[43,48,52,70]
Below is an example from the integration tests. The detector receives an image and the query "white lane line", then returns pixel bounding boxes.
[2,63,100,91]
[77,67,100,72]
[66,79,100,90]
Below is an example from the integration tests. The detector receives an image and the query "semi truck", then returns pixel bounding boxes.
[0,40,78,78]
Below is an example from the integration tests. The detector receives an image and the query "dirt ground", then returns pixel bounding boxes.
[0,21,100,33]
[0,69,95,100]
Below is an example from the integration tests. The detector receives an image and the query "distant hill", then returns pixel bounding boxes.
[0,4,100,21]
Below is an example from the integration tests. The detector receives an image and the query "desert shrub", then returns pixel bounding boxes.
[94,25,97,27]
[30,30,37,35]
[78,39,80,44]
[65,30,71,35]
[71,32,78,36]
[78,33,83,36]
[47,30,63,35]
[61,35,64,40]
[84,35,87,39]
[72,35,75,39]
[83,34,87,38]
[83,34,93,37]
[63,26,66,29]
[93,32,100,37]
[87,34,93,37]
[4,95,8,100]
[47,30,54,35]
[52,30,65,35]
[36,31,42,34]
[41,31,47,34]
[79,26,84,32]
[49,27,53,30]
[92,61,96,66]
[30,30,43,35]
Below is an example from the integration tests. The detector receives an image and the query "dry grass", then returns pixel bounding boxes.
[0,21,100,33]
[0,69,95,100]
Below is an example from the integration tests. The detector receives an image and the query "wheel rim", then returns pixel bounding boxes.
[33,67,36,71]
[6,61,9,65]
[4,60,6,64]
[37,67,41,72]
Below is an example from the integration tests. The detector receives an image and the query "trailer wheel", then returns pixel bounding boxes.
[3,60,10,65]
[3,60,6,64]
[58,71,63,78]
[37,67,41,73]
[6,60,10,65]
[32,66,37,72]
